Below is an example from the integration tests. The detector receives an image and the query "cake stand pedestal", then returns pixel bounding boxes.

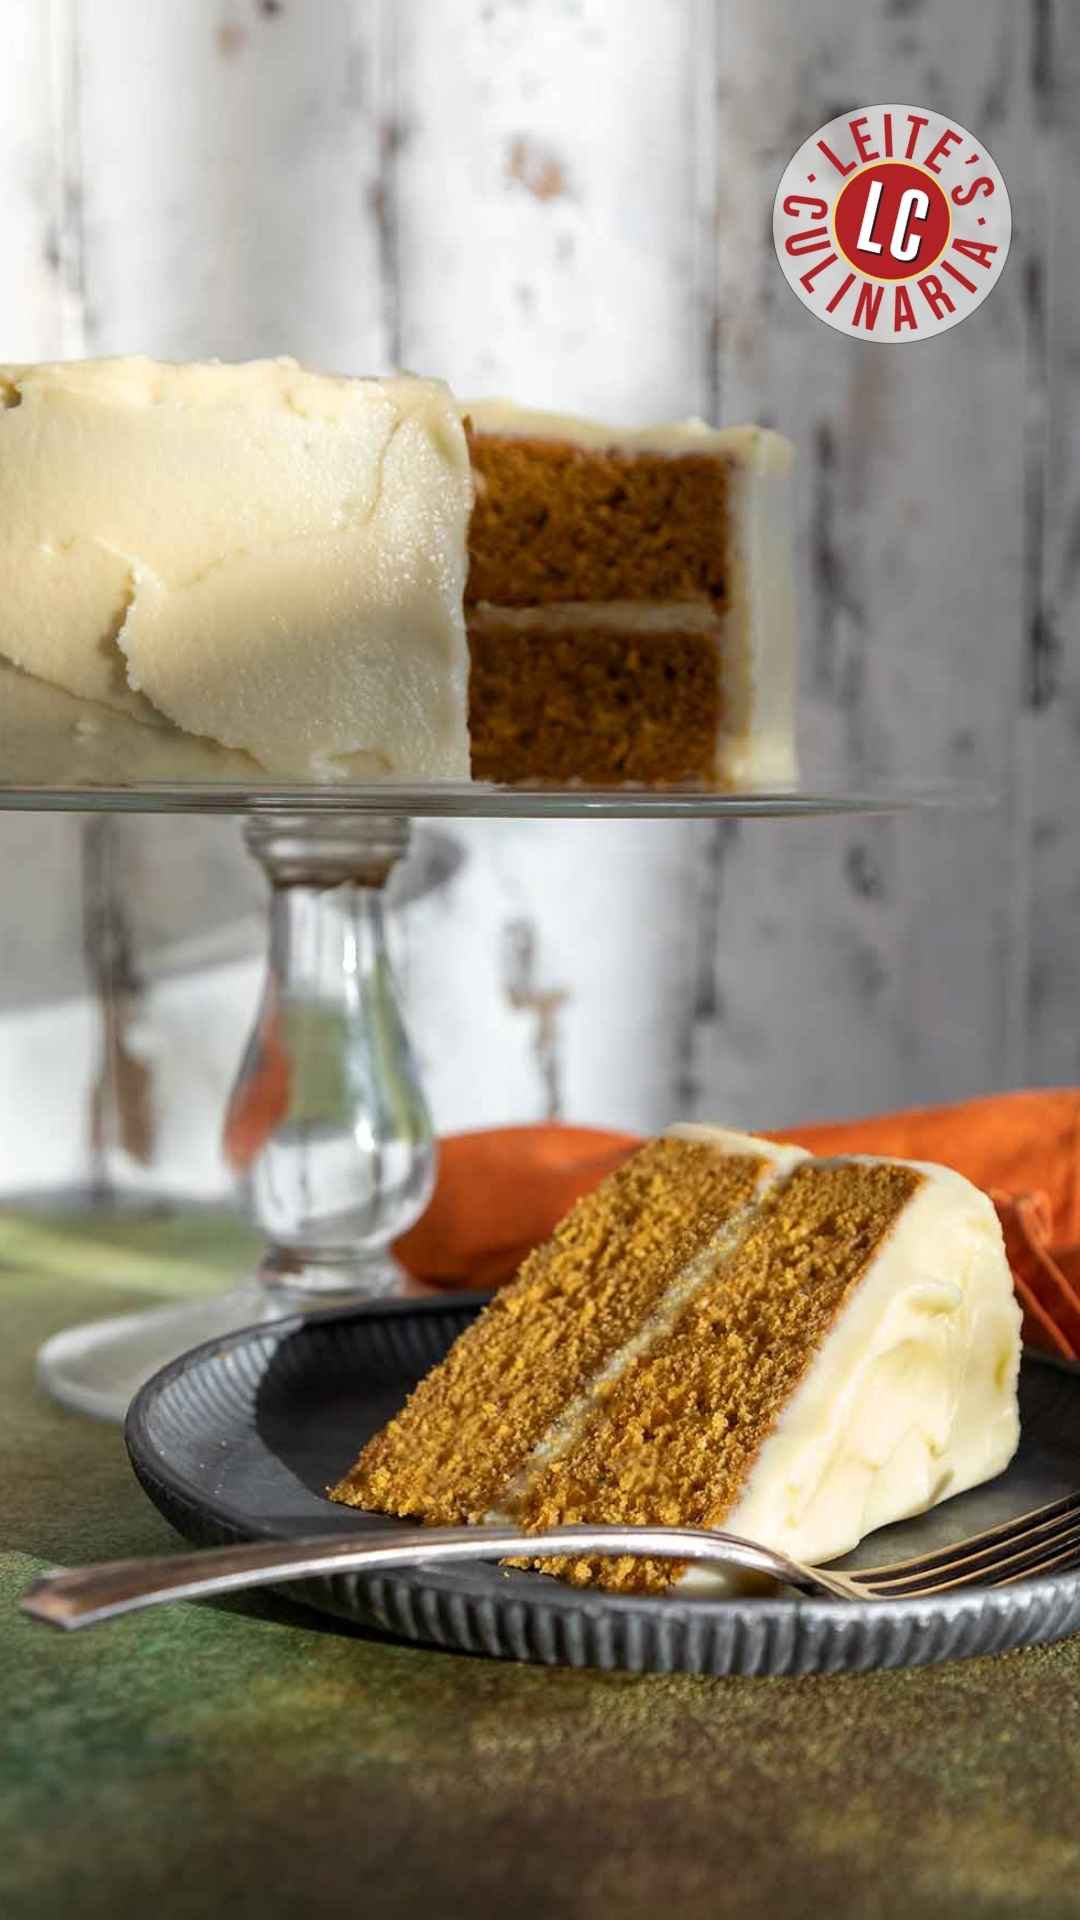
[228,812,434,1300]
[36,811,444,1421]
[8,775,971,1422]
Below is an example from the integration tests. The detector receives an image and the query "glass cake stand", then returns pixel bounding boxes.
[5,773,983,1421]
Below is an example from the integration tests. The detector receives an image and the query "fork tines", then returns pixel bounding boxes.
[852,1489,1080,1599]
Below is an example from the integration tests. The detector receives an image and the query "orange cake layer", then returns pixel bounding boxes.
[467,614,723,785]
[466,435,731,609]
[511,1160,921,1592]
[332,1138,768,1524]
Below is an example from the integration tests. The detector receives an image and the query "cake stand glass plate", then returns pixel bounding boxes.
[126,1296,1080,1678]
[0,774,988,817]
[13,774,989,1423]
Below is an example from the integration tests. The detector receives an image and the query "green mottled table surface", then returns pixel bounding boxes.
[5,1222,1080,1920]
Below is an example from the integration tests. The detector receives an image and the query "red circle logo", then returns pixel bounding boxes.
[833,160,951,282]
[773,105,1011,343]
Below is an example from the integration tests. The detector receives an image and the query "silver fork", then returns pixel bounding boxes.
[21,1489,1080,1629]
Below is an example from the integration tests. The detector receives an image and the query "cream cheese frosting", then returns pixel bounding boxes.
[0,357,474,780]
[0,659,263,786]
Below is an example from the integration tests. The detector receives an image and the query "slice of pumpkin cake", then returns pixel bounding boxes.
[331,1127,1021,1592]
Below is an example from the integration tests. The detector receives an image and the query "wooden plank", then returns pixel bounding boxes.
[402,819,702,1133]
[392,0,708,1128]
[1025,0,1080,1085]
[393,0,706,417]
[73,0,390,365]
[0,0,83,356]
[50,0,398,1183]
[0,0,86,1023]
[0,0,90,1189]
[679,0,1035,1126]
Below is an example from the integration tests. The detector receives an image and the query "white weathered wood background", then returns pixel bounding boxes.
[0,0,1076,1195]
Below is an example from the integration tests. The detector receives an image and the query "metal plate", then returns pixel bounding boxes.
[125,1297,1080,1675]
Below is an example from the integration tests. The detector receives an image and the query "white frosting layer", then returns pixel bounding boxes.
[681,1154,1021,1585]
[467,399,769,459]
[0,659,263,785]
[664,1122,808,1172]
[0,357,473,780]
[467,401,798,786]
[721,430,798,785]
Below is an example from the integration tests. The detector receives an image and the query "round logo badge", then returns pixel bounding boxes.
[773,105,1011,343]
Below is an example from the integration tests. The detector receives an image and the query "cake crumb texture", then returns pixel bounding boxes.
[467,436,731,608]
[511,1160,923,1592]
[331,1141,766,1524]
[467,620,723,785]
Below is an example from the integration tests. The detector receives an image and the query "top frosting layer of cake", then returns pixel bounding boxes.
[0,357,474,780]
[467,398,777,459]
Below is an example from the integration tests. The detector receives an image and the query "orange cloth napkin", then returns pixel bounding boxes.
[393,1090,1080,1361]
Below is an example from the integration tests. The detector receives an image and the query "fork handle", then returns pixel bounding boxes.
[21,1523,809,1629]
